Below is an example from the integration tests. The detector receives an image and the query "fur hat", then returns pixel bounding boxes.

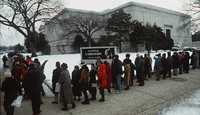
[15,62,20,65]
[4,70,12,78]
[154,56,158,59]
[80,62,86,67]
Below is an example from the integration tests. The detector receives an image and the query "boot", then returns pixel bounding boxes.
[124,86,129,90]
[71,102,76,108]
[99,94,105,102]
[61,104,68,111]
[81,101,89,104]
[90,93,96,100]
[77,97,81,101]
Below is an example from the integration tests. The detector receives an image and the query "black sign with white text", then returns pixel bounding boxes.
[81,47,115,60]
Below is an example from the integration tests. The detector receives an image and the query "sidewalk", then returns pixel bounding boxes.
[1,69,200,115]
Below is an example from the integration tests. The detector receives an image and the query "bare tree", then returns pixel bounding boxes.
[179,0,200,33]
[0,0,63,57]
[58,12,107,47]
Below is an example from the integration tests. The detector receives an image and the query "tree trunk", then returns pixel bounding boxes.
[119,42,122,53]
[88,40,91,47]
[29,42,37,57]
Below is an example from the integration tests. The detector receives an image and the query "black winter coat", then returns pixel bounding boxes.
[183,54,190,71]
[1,78,22,105]
[89,68,97,85]
[172,55,179,68]
[71,69,82,96]
[144,57,150,74]
[111,58,122,77]
[52,67,62,83]
[23,64,45,93]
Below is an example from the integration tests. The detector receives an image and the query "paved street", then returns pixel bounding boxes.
[1,64,200,115]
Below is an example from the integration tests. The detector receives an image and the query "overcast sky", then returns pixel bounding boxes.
[0,0,185,46]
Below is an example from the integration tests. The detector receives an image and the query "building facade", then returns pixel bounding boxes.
[40,1,192,55]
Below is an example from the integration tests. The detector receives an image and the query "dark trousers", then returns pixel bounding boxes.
[167,67,171,77]
[4,103,14,115]
[179,66,183,74]
[112,76,117,89]
[148,70,151,78]
[30,91,41,114]
[162,70,167,79]
[107,89,111,93]
[3,62,7,68]
[82,83,89,102]
[41,84,45,96]
[99,87,105,100]
[90,87,96,99]
[138,72,144,86]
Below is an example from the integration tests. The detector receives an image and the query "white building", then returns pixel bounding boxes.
[40,1,192,54]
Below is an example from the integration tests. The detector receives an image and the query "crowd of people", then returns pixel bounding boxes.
[1,50,200,115]
[1,53,47,115]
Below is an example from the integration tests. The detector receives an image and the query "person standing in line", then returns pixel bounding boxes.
[135,54,140,82]
[79,62,90,104]
[112,55,123,94]
[89,63,97,100]
[191,51,195,69]
[1,70,22,115]
[137,55,145,86]
[122,54,132,90]
[183,52,190,73]
[144,54,150,81]
[104,61,112,94]
[59,63,76,111]
[95,57,103,69]
[148,53,152,78]
[97,64,107,102]
[172,52,179,76]
[178,52,183,74]
[167,52,172,78]
[23,63,46,115]
[2,55,8,68]
[182,52,186,72]
[52,62,62,104]
[161,53,167,79]
[71,65,82,101]
[19,63,28,99]
[154,55,161,81]
[34,59,48,97]
[194,50,199,70]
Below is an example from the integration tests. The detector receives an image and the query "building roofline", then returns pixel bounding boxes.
[102,1,187,17]
[48,1,190,25]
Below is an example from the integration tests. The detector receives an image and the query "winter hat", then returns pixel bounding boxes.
[97,56,101,59]
[15,62,20,65]
[4,70,12,78]
[74,65,79,69]
[61,63,68,69]
[154,56,158,59]
[80,62,86,67]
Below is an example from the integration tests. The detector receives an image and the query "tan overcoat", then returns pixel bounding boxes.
[59,69,74,104]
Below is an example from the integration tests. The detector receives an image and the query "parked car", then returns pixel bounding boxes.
[171,46,181,51]
[183,47,197,52]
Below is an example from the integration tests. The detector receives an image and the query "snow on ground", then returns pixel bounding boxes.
[160,90,200,115]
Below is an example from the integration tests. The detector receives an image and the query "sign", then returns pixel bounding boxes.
[80,46,117,64]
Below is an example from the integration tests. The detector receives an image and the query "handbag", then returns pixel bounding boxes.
[91,83,97,87]
[11,95,23,108]
[55,83,61,93]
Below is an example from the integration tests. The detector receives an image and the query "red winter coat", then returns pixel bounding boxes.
[105,64,111,89]
[97,64,107,88]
